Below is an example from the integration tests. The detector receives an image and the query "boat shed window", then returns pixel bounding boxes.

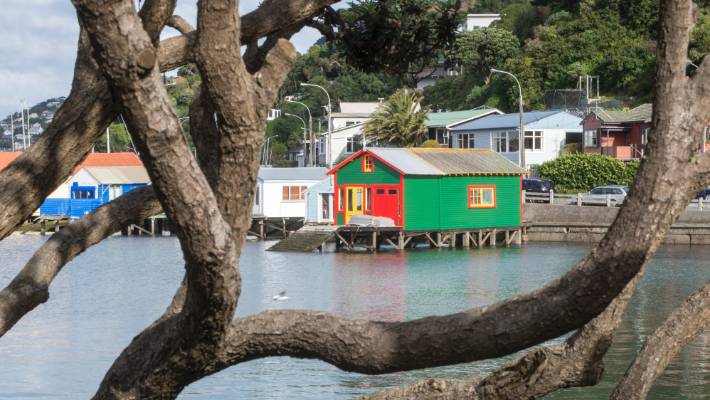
[468,185,496,208]
[362,155,374,173]
[282,185,308,201]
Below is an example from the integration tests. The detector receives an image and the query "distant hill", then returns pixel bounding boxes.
[0,97,66,151]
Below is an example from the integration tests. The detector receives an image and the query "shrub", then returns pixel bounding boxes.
[533,153,638,193]
[420,139,441,148]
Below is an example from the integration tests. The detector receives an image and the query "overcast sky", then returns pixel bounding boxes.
[0,0,333,118]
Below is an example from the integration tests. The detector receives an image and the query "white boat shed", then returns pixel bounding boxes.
[253,167,329,218]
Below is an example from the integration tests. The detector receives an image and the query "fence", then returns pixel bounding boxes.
[523,190,710,211]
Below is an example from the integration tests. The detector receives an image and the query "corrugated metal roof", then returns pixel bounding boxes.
[83,166,150,184]
[258,167,328,181]
[425,108,500,128]
[0,151,143,172]
[449,111,560,131]
[409,148,524,175]
[366,147,523,176]
[593,104,653,124]
[367,148,442,175]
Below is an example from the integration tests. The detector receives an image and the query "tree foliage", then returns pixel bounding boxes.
[533,153,639,192]
[364,89,431,147]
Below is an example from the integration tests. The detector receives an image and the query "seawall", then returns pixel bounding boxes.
[524,204,710,245]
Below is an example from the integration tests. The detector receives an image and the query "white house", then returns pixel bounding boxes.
[305,176,334,224]
[318,101,382,166]
[253,167,329,218]
[417,14,501,89]
[463,13,501,31]
[448,111,583,168]
[425,108,503,146]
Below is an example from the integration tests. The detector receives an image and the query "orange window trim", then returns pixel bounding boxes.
[361,155,374,173]
[468,185,496,209]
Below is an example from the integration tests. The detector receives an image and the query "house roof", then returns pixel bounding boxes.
[258,167,328,181]
[82,166,150,184]
[0,152,21,171]
[331,148,524,176]
[449,111,561,131]
[0,151,142,172]
[592,104,653,124]
[425,108,501,128]
[338,102,382,114]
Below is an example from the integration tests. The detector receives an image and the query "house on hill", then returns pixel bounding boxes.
[328,147,524,231]
[318,101,383,166]
[581,104,652,160]
[448,111,583,167]
[425,108,502,147]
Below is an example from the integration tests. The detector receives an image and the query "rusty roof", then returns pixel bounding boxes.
[409,148,524,176]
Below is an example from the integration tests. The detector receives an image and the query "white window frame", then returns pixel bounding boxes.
[524,130,543,151]
[584,129,598,147]
[494,131,508,153]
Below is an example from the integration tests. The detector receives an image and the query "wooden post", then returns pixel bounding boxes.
[54,220,60,233]
[398,231,404,250]
[436,232,442,248]
[40,220,46,236]
[522,190,526,204]
[516,228,523,245]
[372,231,377,252]
[259,220,265,240]
[606,194,612,207]
[577,193,582,206]
[477,230,483,249]
[282,218,287,239]
[700,197,704,211]
[462,232,470,248]
[490,229,497,247]
[150,218,155,236]
[549,189,554,205]
[505,230,510,247]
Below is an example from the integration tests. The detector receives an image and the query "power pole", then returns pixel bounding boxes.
[106,127,111,153]
[10,114,14,152]
[20,101,26,151]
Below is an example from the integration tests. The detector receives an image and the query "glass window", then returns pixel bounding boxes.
[457,133,474,148]
[347,189,353,211]
[388,189,397,195]
[366,188,372,210]
[590,188,605,195]
[282,186,307,201]
[468,185,496,208]
[346,135,362,153]
[509,131,519,152]
[338,188,344,210]
[584,129,598,147]
[362,155,374,173]
[355,188,363,211]
[376,189,385,194]
[494,132,508,152]
[524,131,543,150]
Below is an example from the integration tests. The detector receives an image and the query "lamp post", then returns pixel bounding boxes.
[300,83,332,168]
[285,98,313,166]
[491,68,525,170]
[284,113,308,167]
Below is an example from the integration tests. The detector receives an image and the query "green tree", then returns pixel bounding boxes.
[93,121,132,152]
[446,27,520,79]
[363,89,431,147]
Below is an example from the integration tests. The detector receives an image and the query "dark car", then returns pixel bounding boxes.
[696,188,710,200]
[523,178,554,193]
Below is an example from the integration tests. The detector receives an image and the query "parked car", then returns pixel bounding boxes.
[522,178,554,193]
[695,188,710,200]
[576,185,630,206]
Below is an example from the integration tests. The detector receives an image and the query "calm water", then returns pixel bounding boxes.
[0,236,708,399]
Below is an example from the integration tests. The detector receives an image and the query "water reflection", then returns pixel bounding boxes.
[0,237,707,399]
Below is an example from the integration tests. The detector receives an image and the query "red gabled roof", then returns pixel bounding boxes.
[81,152,143,167]
[327,149,406,176]
[0,151,143,173]
[0,152,21,171]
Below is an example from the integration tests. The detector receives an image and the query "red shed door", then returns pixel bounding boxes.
[372,186,401,226]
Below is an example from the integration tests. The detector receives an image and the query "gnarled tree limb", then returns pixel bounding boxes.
[611,282,710,400]
[0,186,160,337]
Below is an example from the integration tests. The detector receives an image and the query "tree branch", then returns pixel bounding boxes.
[166,15,195,35]
[0,186,160,337]
[138,0,177,44]
[611,282,710,400]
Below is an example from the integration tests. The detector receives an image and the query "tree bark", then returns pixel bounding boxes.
[611,282,710,400]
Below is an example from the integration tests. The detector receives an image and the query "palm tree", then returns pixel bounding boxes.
[363,89,431,147]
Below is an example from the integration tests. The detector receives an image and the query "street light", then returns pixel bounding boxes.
[300,83,333,168]
[284,113,308,167]
[285,98,314,166]
[490,68,526,170]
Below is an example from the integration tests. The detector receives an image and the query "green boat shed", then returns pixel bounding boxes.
[328,147,525,231]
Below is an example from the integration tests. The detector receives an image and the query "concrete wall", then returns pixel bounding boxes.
[524,204,710,245]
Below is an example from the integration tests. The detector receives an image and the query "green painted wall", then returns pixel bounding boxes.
[404,175,520,231]
[336,155,400,185]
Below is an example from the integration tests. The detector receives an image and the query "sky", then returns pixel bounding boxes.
[0,0,335,119]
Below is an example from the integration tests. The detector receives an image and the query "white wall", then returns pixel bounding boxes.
[453,128,571,167]
[332,117,370,131]
[464,14,501,31]
[259,180,322,218]
[71,169,100,189]
[46,179,71,199]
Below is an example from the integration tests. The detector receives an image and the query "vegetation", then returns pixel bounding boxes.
[363,89,431,147]
[533,153,639,192]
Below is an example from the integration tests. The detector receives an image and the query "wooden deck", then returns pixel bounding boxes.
[334,226,524,252]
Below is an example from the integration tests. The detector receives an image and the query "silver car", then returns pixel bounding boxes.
[576,185,630,206]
